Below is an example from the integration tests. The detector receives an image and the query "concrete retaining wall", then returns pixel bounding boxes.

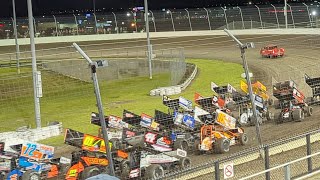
[0,123,63,150]
[1,28,319,47]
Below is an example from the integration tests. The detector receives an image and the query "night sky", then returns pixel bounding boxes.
[2,0,312,18]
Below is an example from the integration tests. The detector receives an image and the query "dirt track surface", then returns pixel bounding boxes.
[2,34,320,176]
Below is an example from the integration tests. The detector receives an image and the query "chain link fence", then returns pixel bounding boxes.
[0,3,319,39]
[0,46,186,132]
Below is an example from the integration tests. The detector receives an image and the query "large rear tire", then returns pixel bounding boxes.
[193,139,201,155]
[239,113,250,126]
[174,140,189,152]
[145,164,164,179]
[274,111,283,124]
[214,138,230,154]
[80,166,101,180]
[292,109,304,122]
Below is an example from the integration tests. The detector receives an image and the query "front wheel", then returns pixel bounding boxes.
[21,170,40,180]
[80,166,101,180]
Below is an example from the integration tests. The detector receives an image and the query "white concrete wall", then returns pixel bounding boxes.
[0,123,62,148]
[1,28,319,47]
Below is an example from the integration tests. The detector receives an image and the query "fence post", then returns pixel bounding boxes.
[284,165,291,180]
[237,6,245,29]
[52,15,59,37]
[271,4,280,28]
[167,10,175,32]
[185,9,192,31]
[287,4,295,28]
[221,7,229,30]
[73,14,79,35]
[264,145,271,180]
[93,13,98,34]
[149,10,156,32]
[306,133,312,173]
[111,12,119,34]
[215,160,220,180]
[255,5,263,29]
[203,8,212,30]
[302,3,312,28]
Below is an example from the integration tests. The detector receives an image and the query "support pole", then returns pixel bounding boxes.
[284,0,288,29]
[168,10,175,31]
[224,29,263,149]
[302,3,312,28]
[27,0,41,128]
[11,0,20,74]
[144,0,153,79]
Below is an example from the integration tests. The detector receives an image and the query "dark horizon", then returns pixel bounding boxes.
[1,0,315,18]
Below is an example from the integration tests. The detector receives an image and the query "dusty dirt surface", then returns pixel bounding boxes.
[2,34,320,176]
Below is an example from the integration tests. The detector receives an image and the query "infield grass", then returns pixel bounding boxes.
[0,59,243,146]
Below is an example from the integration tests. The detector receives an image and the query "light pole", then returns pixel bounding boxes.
[12,0,20,74]
[93,0,96,15]
[144,0,153,79]
[224,28,263,149]
[27,0,41,128]
[73,43,115,176]
[284,0,288,29]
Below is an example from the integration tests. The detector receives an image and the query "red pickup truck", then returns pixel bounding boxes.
[260,45,285,58]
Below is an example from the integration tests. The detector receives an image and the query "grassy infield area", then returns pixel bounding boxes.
[0,59,243,146]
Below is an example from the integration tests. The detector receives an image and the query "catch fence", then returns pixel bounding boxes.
[0,3,319,39]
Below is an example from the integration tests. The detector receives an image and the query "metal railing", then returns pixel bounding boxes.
[158,128,320,180]
[240,151,320,180]
[0,3,319,39]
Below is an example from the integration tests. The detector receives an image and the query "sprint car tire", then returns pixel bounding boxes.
[266,111,274,121]
[120,160,131,178]
[21,170,40,180]
[239,113,250,126]
[174,140,189,152]
[293,109,304,122]
[145,164,164,179]
[179,157,192,170]
[110,138,121,151]
[307,106,313,116]
[240,133,249,145]
[268,98,274,106]
[274,111,283,124]
[215,138,230,154]
[193,139,202,155]
[81,166,101,180]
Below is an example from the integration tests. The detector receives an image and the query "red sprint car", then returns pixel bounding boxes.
[260,45,285,58]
